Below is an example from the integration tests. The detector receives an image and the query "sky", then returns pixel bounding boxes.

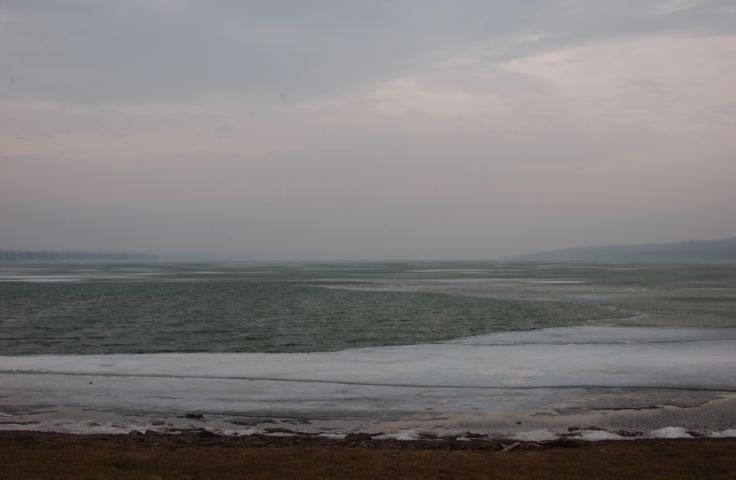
[1,0,735,260]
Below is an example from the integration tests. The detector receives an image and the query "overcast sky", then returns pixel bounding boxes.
[1,0,735,260]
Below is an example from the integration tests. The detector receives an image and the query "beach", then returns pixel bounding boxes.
[2,431,735,479]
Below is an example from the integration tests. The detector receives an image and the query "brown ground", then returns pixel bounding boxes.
[1,431,735,479]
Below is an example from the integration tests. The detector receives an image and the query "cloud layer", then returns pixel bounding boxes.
[2,1,735,259]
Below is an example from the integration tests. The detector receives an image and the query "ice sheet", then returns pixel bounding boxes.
[445,326,736,346]
[3,327,735,390]
[1,326,735,436]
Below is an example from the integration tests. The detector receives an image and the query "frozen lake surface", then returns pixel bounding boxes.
[2,262,735,439]
[2,326,735,438]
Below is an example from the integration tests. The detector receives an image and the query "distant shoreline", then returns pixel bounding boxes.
[507,236,736,263]
[0,250,158,262]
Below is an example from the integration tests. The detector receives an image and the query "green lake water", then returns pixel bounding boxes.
[1,262,735,355]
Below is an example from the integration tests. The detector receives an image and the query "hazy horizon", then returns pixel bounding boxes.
[2,1,735,260]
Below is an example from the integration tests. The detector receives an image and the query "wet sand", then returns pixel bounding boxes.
[1,431,735,479]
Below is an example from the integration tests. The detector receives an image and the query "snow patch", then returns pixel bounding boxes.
[647,427,692,439]
[709,429,736,438]
[373,430,421,441]
[573,430,629,442]
[202,427,257,437]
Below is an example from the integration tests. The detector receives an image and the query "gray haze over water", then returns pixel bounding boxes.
[2,1,735,260]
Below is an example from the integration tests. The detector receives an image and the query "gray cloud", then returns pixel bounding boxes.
[2,0,733,103]
[1,1,735,259]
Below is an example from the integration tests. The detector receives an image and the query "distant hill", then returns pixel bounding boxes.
[507,237,736,264]
[0,250,158,262]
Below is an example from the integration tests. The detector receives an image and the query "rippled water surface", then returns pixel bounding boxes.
[1,262,735,354]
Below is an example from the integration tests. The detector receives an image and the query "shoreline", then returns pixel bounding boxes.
[3,428,734,449]
[2,415,736,443]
